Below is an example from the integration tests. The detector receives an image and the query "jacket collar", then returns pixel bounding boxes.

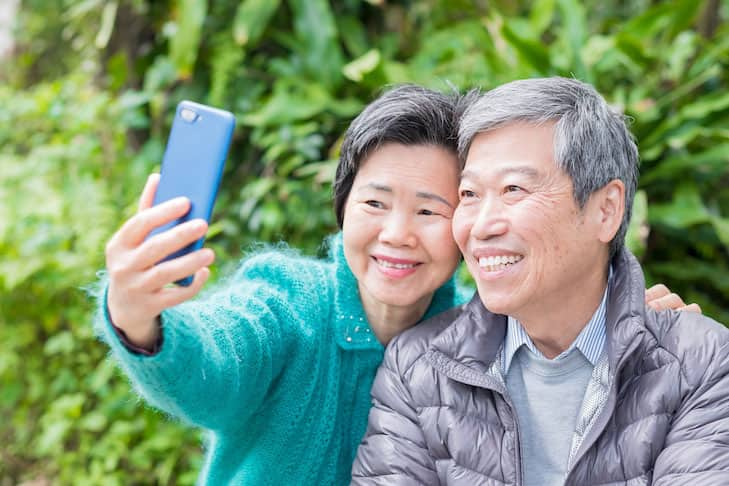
[603,247,647,373]
[429,247,646,380]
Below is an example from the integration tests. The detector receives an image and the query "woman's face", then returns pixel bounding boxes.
[342,143,462,312]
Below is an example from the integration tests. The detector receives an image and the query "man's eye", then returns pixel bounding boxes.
[505,185,523,193]
[419,209,434,216]
[459,189,476,199]
[365,200,384,208]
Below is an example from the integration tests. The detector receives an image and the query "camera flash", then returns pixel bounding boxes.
[180,108,199,123]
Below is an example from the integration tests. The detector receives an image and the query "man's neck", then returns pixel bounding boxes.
[516,269,609,359]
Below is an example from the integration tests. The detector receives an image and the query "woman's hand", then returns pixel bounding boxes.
[105,173,215,349]
[645,284,702,313]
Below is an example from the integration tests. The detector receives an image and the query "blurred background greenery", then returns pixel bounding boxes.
[1,0,727,483]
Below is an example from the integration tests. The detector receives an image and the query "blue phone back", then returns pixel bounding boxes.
[148,101,235,282]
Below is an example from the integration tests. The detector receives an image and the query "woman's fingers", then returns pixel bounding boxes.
[679,303,702,314]
[134,218,209,269]
[645,284,670,303]
[647,292,686,311]
[138,173,161,213]
[140,248,215,291]
[156,267,211,309]
[117,196,191,248]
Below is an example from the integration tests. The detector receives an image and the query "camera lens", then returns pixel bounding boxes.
[180,109,199,123]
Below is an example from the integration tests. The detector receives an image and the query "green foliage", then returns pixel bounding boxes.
[2,0,727,482]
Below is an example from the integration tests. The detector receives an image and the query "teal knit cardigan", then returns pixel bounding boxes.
[95,233,472,485]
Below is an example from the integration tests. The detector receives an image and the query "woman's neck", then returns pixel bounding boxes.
[359,287,434,346]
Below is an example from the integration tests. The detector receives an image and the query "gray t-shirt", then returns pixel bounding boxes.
[505,346,594,486]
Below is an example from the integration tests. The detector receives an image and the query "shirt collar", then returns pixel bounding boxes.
[502,266,612,374]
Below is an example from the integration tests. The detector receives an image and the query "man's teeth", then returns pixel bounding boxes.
[478,255,523,271]
[377,259,417,269]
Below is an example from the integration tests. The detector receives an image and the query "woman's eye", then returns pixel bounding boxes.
[505,185,523,193]
[459,189,476,199]
[365,200,384,209]
[419,209,434,216]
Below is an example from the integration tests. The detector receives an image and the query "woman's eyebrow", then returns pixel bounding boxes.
[357,183,452,208]
[357,182,392,193]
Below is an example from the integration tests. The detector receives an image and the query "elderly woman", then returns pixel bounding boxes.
[96,85,690,485]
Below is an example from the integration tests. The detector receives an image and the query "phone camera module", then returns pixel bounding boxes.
[180,108,199,123]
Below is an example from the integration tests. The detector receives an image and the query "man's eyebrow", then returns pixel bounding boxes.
[416,191,453,208]
[461,165,541,180]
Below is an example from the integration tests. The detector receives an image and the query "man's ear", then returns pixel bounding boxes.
[593,179,625,244]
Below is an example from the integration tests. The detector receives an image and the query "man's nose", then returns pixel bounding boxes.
[471,195,508,240]
[378,211,417,247]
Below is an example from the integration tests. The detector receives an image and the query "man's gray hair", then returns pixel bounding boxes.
[458,77,639,257]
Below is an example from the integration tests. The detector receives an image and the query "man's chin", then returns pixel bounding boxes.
[478,292,519,317]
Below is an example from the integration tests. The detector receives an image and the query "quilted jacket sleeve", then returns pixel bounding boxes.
[351,337,438,485]
[652,339,729,485]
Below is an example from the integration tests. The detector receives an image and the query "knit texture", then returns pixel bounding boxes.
[94,233,472,485]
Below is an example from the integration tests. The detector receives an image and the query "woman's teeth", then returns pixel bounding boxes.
[478,255,523,272]
[376,259,417,269]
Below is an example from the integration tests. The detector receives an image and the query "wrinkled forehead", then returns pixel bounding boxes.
[460,122,559,179]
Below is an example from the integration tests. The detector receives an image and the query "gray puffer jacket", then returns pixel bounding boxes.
[352,249,729,485]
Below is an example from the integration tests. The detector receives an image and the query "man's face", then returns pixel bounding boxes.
[452,122,610,322]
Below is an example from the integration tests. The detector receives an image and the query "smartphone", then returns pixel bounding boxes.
[147,100,235,286]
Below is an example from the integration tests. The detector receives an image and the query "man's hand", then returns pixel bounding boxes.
[105,173,215,349]
[645,284,702,313]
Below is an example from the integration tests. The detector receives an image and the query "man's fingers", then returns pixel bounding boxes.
[140,248,215,291]
[134,219,209,269]
[679,303,702,314]
[118,196,191,247]
[645,284,670,303]
[647,292,686,311]
[157,267,211,308]
[138,173,161,213]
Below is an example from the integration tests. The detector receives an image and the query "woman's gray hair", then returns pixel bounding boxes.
[458,77,639,258]
[333,84,465,228]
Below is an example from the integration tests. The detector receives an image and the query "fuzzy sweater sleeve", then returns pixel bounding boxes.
[94,250,330,431]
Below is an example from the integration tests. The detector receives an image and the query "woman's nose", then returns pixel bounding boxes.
[378,211,417,247]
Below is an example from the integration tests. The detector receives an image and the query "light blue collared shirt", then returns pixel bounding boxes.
[502,267,612,374]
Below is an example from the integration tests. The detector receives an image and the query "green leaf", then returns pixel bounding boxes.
[712,217,729,249]
[529,0,556,35]
[240,81,333,126]
[680,91,729,120]
[169,0,207,79]
[556,0,588,80]
[233,0,281,46]
[95,1,118,49]
[642,144,729,183]
[342,49,381,82]
[288,0,344,87]
[626,190,648,258]
[649,184,711,228]
[501,19,551,73]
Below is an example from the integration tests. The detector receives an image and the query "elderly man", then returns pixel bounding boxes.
[352,77,729,485]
